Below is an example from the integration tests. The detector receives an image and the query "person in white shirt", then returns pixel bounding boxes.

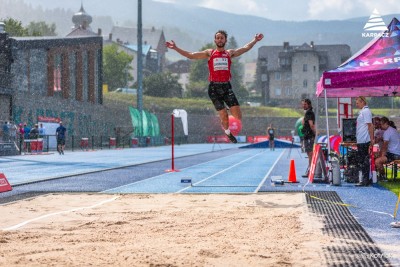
[375,117,400,179]
[373,116,384,150]
[355,96,374,186]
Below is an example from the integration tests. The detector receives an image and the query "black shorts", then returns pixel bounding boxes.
[304,137,315,153]
[386,152,400,162]
[57,138,65,146]
[208,82,239,111]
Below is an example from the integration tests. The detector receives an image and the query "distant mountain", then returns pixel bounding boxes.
[2,0,399,62]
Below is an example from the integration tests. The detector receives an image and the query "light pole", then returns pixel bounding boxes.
[137,0,143,136]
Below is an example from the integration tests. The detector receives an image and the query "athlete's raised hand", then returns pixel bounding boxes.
[165,40,176,49]
[255,33,264,41]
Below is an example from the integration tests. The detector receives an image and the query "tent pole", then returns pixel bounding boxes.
[324,89,331,159]
[315,97,318,144]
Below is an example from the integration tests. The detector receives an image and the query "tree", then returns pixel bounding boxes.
[3,18,28,37]
[103,44,134,91]
[26,21,57,36]
[143,72,183,98]
[226,36,249,101]
[2,18,57,37]
[186,43,213,98]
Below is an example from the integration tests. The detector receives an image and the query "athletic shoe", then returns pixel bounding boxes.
[301,168,309,178]
[226,132,237,143]
[61,150,64,155]
[391,221,400,228]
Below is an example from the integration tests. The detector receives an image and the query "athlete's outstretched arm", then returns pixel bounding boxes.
[166,40,209,60]
[229,33,263,58]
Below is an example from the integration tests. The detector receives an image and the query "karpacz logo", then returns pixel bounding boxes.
[362,9,388,38]
[362,32,389,38]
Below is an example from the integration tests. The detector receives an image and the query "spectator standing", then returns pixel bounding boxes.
[267,123,275,151]
[39,123,46,138]
[56,121,67,155]
[355,96,374,186]
[18,123,24,140]
[29,124,39,139]
[301,99,316,178]
[2,121,10,141]
[23,123,31,140]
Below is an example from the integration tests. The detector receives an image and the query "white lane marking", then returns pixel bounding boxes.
[176,150,266,193]
[254,149,286,193]
[2,196,119,231]
[101,149,255,193]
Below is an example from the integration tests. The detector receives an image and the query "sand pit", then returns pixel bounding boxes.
[0,193,331,266]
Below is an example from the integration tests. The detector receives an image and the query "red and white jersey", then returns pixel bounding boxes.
[208,49,231,82]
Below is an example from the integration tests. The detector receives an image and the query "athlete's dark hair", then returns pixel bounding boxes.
[302,98,312,106]
[215,30,228,39]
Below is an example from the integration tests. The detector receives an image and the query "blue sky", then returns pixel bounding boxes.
[155,0,400,21]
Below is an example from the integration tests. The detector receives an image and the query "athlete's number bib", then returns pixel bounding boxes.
[213,58,228,71]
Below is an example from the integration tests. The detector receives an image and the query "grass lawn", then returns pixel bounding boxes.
[379,167,400,195]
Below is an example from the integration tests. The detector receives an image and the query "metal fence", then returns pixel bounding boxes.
[13,134,191,154]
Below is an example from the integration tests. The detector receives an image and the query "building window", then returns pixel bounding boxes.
[54,54,62,95]
[69,52,77,100]
[82,51,88,102]
[275,88,281,96]
[261,74,268,82]
[285,87,291,95]
[303,79,308,88]
[275,72,281,80]
[303,64,307,72]
[285,72,291,80]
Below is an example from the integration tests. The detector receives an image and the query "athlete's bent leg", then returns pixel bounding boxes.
[218,108,229,130]
[229,106,242,121]
[218,108,237,143]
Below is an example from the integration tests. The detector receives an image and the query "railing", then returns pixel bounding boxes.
[12,134,190,154]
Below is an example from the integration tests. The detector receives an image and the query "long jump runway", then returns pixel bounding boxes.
[103,148,285,194]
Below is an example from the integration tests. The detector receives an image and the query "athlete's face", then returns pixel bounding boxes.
[214,33,226,48]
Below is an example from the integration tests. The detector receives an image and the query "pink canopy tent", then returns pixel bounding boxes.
[317,17,400,98]
[315,18,400,159]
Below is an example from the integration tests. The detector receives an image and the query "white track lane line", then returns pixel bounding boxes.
[254,149,286,193]
[176,149,266,193]
[101,149,257,193]
[2,196,119,231]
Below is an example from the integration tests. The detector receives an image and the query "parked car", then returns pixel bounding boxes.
[115,88,137,94]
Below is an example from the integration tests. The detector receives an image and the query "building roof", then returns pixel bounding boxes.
[110,26,164,50]
[66,4,96,37]
[66,27,98,37]
[72,4,92,29]
[124,44,152,56]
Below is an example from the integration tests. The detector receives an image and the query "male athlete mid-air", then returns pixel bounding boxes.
[166,30,263,143]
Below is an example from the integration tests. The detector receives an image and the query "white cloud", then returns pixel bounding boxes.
[199,0,269,18]
[308,0,356,19]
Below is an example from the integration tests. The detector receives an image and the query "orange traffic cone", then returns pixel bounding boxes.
[288,159,298,183]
